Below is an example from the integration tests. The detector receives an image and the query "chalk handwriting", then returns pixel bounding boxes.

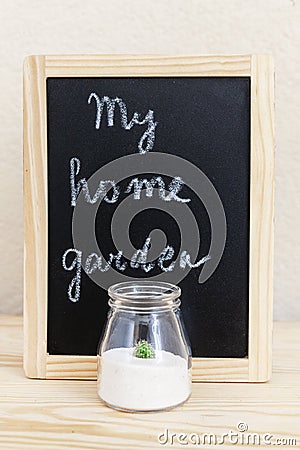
[180,251,211,269]
[130,236,155,273]
[62,248,82,303]
[62,236,210,302]
[125,176,190,203]
[70,157,120,206]
[158,246,176,272]
[88,94,157,154]
[70,157,190,206]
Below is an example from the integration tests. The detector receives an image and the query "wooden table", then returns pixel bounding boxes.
[0,316,299,449]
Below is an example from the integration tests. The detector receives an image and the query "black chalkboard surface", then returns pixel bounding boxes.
[24,55,274,381]
[47,76,250,358]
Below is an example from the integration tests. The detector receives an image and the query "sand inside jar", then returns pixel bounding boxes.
[98,347,191,411]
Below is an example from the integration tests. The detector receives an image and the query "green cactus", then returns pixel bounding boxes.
[134,340,155,359]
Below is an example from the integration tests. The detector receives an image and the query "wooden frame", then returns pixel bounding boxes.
[23,55,274,381]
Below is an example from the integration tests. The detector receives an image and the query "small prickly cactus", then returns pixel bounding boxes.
[134,340,155,359]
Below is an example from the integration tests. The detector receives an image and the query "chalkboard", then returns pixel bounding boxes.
[24,55,274,381]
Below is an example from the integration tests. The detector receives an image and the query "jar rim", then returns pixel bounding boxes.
[108,281,181,311]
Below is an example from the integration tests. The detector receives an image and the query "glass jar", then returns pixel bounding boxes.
[97,281,192,412]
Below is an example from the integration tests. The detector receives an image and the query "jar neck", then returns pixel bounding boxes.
[108,281,181,313]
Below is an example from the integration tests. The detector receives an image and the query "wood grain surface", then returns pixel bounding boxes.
[23,55,47,379]
[0,316,299,449]
[44,54,251,77]
[248,54,275,381]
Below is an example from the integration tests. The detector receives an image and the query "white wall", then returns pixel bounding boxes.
[0,0,299,318]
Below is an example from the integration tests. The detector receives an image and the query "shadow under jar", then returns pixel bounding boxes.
[97,281,192,412]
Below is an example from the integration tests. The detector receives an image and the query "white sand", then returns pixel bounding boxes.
[98,347,191,411]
